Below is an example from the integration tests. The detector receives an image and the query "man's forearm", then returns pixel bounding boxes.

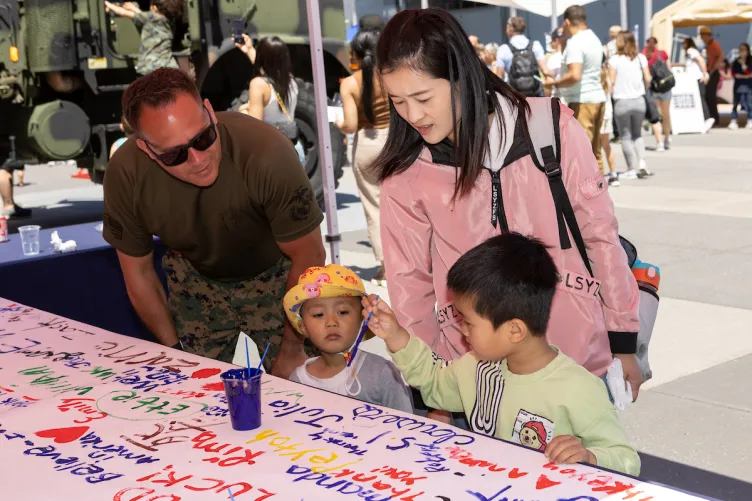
[279,252,326,353]
[126,273,179,347]
[555,72,580,88]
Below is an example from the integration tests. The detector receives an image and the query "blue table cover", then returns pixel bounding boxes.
[0,222,166,341]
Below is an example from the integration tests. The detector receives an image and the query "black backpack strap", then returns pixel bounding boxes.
[523,97,594,277]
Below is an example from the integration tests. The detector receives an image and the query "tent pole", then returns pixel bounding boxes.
[620,0,627,29]
[305,0,341,264]
[644,0,653,43]
[550,0,557,32]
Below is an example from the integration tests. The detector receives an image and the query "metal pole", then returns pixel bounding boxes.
[644,0,653,44]
[620,0,628,30]
[550,0,557,32]
[421,0,429,9]
[305,0,340,264]
[510,7,517,16]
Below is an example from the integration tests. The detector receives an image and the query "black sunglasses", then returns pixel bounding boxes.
[143,106,218,167]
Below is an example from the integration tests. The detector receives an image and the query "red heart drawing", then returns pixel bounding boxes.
[202,382,225,392]
[535,474,561,490]
[191,368,222,380]
[35,426,90,444]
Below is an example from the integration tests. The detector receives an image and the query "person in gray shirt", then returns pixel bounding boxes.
[283,264,414,413]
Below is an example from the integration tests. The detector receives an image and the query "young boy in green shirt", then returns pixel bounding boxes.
[363,233,640,476]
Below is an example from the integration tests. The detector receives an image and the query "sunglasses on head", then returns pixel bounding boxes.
[143,106,218,167]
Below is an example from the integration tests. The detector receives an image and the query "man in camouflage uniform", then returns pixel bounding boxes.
[104,0,182,75]
[103,69,325,377]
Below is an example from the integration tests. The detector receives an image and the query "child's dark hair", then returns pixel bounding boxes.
[153,0,184,25]
[446,233,559,335]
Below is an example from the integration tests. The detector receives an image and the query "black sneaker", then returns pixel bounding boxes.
[608,174,620,187]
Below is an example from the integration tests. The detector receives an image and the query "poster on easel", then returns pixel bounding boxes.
[669,69,706,134]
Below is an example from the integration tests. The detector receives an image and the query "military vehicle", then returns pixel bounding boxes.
[0,0,351,205]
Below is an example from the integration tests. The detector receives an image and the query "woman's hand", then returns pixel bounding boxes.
[362,295,410,353]
[235,33,256,65]
[237,102,250,114]
[545,435,597,466]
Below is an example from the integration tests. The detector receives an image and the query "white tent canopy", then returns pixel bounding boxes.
[651,0,752,58]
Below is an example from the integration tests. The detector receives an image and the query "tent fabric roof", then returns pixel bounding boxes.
[651,0,752,55]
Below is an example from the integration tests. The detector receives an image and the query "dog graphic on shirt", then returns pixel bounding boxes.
[512,409,555,452]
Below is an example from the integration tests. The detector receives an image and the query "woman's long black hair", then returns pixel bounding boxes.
[372,8,528,199]
[255,36,294,105]
[740,43,752,69]
[351,28,382,124]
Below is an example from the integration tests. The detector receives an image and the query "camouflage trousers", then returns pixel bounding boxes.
[162,252,315,369]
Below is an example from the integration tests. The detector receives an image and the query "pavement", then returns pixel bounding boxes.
[7,125,752,501]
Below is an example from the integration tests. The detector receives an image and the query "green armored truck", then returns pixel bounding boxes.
[0,0,351,205]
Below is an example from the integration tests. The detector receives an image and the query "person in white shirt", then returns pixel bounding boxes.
[546,29,564,98]
[609,31,652,179]
[495,17,551,96]
[605,25,621,59]
[682,37,715,132]
[545,5,607,174]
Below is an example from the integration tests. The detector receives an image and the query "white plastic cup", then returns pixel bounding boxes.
[18,225,41,256]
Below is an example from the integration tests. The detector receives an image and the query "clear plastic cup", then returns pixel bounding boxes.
[18,225,41,256]
[221,368,263,431]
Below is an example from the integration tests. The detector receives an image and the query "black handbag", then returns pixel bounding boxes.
[639,57,661,124]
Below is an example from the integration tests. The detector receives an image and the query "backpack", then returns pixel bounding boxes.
[650,58,675,94]
[509,42,542,97]
[523,98,659,382]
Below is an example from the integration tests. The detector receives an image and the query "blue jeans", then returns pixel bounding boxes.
[732,90,752,120]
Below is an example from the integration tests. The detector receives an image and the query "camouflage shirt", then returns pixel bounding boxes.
[133,11,178,75]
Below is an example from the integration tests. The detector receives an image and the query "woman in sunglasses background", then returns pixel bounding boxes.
[103,68,326,378]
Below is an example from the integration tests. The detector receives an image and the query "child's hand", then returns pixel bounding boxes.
[362,295,410,353]
[544,435,596,466]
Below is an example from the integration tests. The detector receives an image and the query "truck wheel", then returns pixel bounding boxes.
[295,79,346,209]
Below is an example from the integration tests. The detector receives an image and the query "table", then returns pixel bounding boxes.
[0,300,710,501]
[0,222,166,341]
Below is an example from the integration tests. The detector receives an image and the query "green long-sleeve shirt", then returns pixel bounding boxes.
[391,336,640,476]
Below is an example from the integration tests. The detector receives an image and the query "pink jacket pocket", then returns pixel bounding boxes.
[579,175,608,200]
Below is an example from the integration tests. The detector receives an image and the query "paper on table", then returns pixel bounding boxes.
[327,106,343,123]
[50,231,77,253]
[232,331,265,372]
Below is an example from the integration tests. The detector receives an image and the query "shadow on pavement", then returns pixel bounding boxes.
[7,200,104,233]
[349,264,380,281]
[640,452,752,501]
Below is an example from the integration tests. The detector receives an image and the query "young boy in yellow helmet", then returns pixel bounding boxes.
[283,264,413,412]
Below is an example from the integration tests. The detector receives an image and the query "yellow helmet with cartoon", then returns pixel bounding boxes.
[283,264,370,334]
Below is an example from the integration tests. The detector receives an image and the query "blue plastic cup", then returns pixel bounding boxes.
[221,368,263,431]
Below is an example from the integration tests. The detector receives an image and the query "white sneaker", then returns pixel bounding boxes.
[608,173,620,187]
[638,160,652,178]
[620,169,639,179]
[746,121,752,129]
[655,144,665,152]
[728,120,739,130]
[703,118,716,133]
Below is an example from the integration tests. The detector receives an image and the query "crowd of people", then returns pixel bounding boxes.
[465,9,752,187]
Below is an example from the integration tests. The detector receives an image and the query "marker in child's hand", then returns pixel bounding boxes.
[347,295,379,367]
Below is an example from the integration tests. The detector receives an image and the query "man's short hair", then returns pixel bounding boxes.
[359,14,384,30]
[122,68,201,133]
[446,233,559,336]
[563,5,587,25]
[507,17,526,35]
[609,25,622,37]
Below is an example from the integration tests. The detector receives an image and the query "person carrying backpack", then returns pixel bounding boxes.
[642,36,675,151]
[495,17,551,96]
[374,9,642,426]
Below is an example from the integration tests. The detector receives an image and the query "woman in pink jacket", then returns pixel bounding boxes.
[373,9,641,421]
